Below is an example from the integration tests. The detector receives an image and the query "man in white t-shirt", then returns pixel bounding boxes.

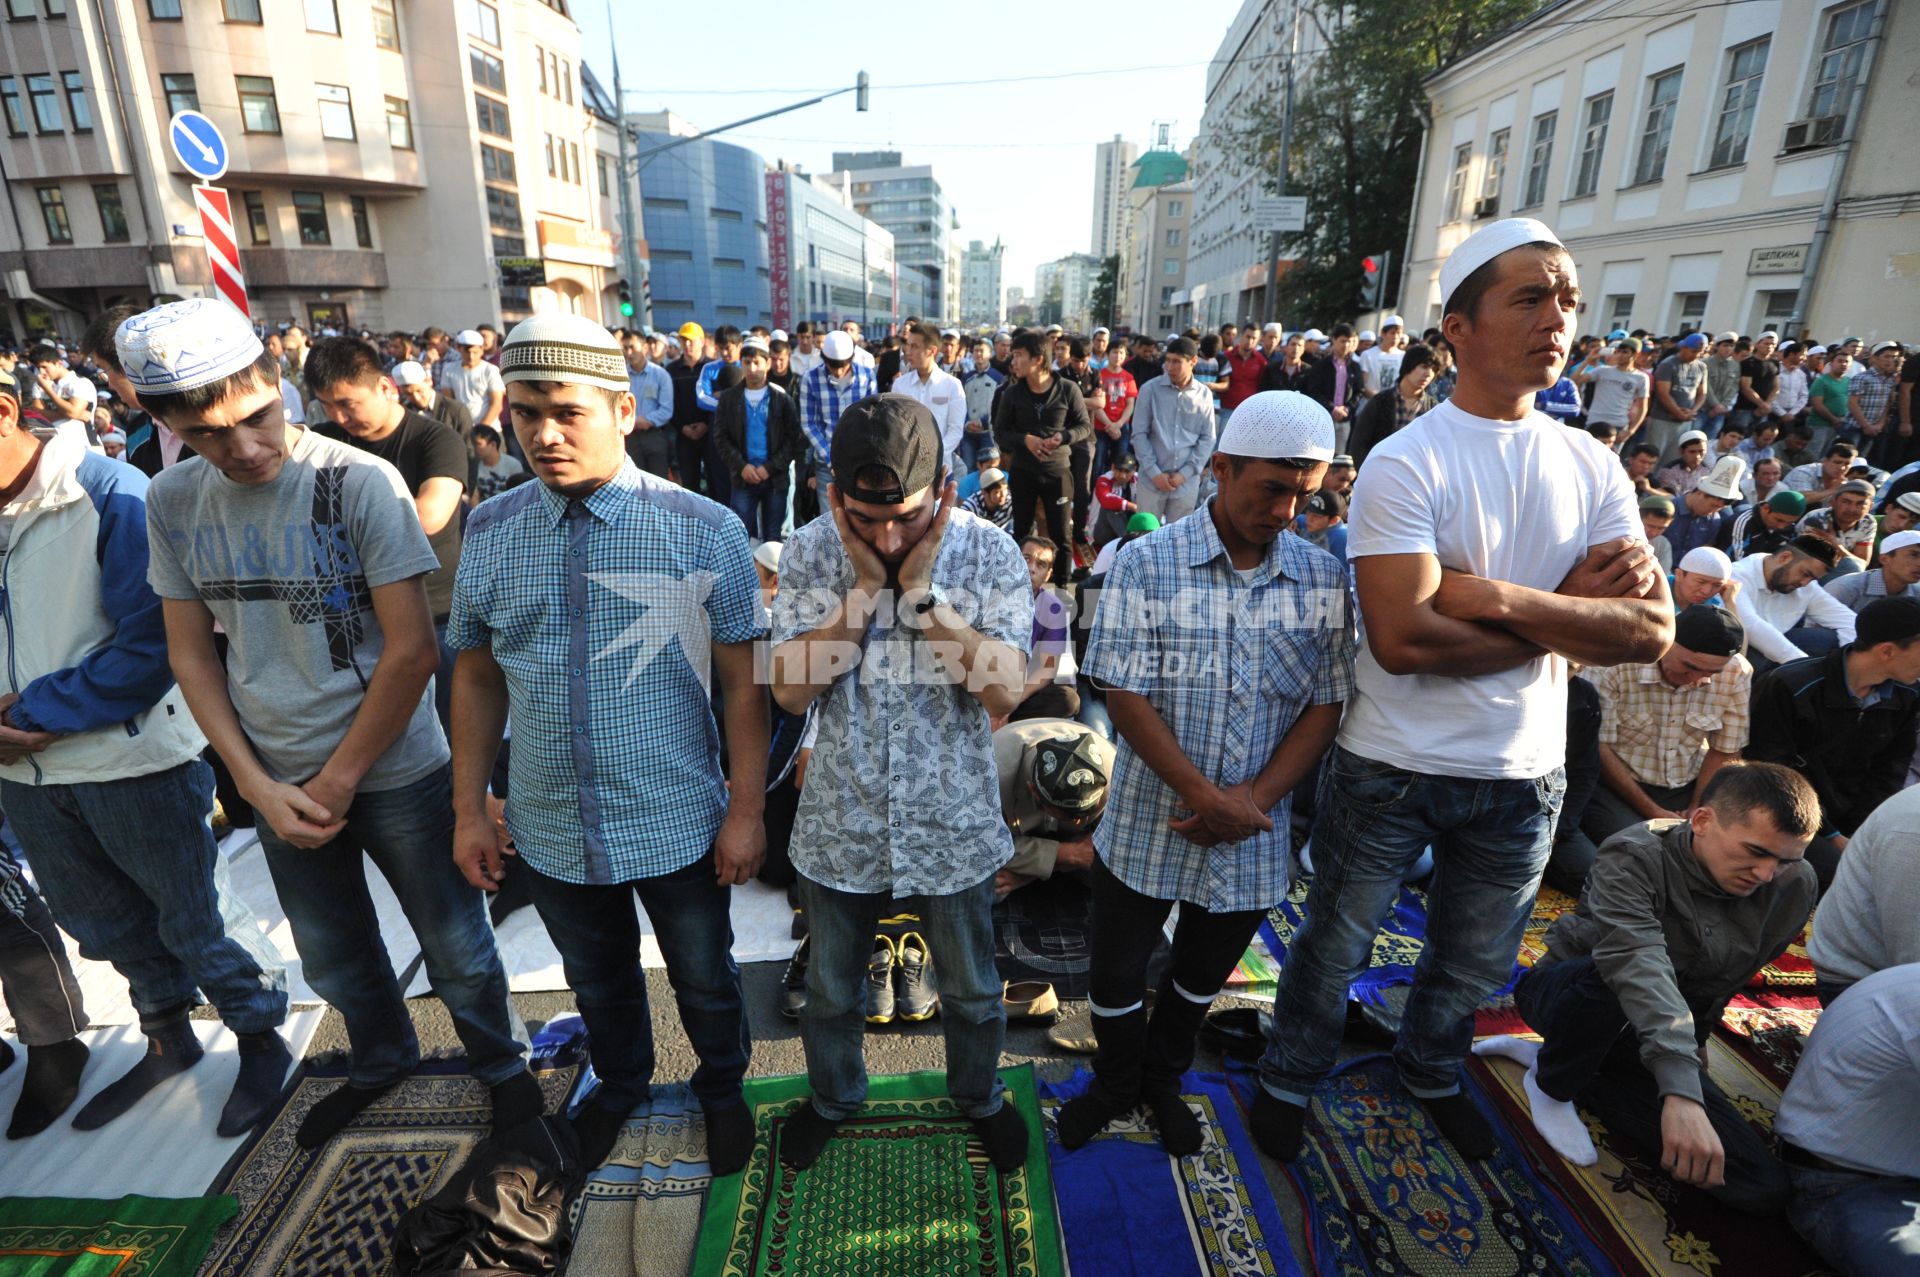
[1251,218,1675,1165]
[1356,315,1406,398]
[29,345,97,423]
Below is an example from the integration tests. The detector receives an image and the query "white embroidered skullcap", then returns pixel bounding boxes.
[1438,217,1566,307]
[114,298,263,396]
[1677,545,1733,579]
[499,314,628,394]
[1215,391,1335,463]
[390,360,429,386]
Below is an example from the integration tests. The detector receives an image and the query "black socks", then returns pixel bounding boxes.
[1250,1088,1308,1162]
[570,1102,626,1170]
[972,1103,1029,1173]
[705,1102,755,1176]
[1420,1091,1497,1160]
[295,1078,398,1149]
[6,1037,90,1139]
[1143,1087,1204,1158]
[72,1019,202,1132]
[490,1070,545,1134]
[218,1030,293,1137]
[1054,1088,1136,1150]
[776,1102,841,1170]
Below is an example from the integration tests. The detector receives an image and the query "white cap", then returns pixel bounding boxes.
[940,328,958,338]
[1849,458,1873,472]
[456,328,484,347]
[1695,454,1747,502]
[1303,328,1327,342]
[770,329,788,343]
[500,314,628,394]
[979,467,1007,487]
[1092,326,1110,337]
[1715,331,1740,345]
[1677,429,1709,447]
[1438,216,1565,307]
[1757,330,1779,342]
[1261,322,1283,335]
[1807,345,1828,355]
[1382,314,1405,329]
[391,360,429,387]
[821,331,855,362]
[1881,530,1920,555]
[740,335,770,356]
[1358,330,1376,342]
[114,298,264,397]
[1677,545,1733,579]
[752,540,783,572]
[1214,391,1335,463]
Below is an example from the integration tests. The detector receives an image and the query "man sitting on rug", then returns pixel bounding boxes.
[1479,762,1816,1214]
[1807,785,1920,1007]
[1774,963,1920,1277]
[1576,605,1750,861]
[1065,391,1351,1157]
[991,718,1115,901]
[1251,218,1672,1165]
[128,298,537,1151]
[1746,594,1920,893]
[768,394,1034,1173]
[446,314,768,1175]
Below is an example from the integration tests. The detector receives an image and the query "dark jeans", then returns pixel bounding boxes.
[0,832,87,1046]
[1548,677,1604,896]
[626,425,674,479]
[1087,855,1263,1012]
[1788,1162,1920,1274]
[797,871,1005,1120]
[432,618,456,740]
[521,852,748,1116]
[1093,426,1130,482]
[1515,956,1790,1214]
[674,428,732,507]
[253,764,524,1088]
[727,474,787,542]
[1070,442,1094,544]
[956,429,994,475]
[1260,744,1564,1103]
[757,776,802,889]
[1748,624,1840,677]
[1009,466,1073,586]
[2,759,287,1034]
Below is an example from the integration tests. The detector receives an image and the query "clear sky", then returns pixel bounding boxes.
[577,3,1229,301]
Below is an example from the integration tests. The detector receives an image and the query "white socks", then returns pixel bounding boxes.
[1473,1036,1597,1167]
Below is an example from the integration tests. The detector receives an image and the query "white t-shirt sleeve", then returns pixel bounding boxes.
[1346,453,1439,559]
[1584,437,1645,548]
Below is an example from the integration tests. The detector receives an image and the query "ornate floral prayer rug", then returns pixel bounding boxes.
[0,1195,235,1276]
[691,1065,1065,1277]
[1039,1070,1304,1277]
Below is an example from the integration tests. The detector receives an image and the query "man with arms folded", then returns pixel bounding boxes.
[130,299,533,1151]
[1250,219,1674,1162]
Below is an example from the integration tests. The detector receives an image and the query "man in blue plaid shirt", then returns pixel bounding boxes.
[798,331,878,477]
[1063,391,1353,1157]
[447,314,769,1176]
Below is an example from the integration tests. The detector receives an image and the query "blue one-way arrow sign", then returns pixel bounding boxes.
[169,110,229,183]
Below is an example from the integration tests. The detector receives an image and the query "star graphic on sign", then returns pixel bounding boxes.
[588,570,717,691]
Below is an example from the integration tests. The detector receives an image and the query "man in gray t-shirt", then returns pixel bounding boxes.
[1649,337,1709,464]
[125,297,535,1151]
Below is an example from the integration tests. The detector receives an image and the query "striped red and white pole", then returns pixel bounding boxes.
[193,184,250,317]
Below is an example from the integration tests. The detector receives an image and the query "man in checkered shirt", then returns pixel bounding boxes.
[447,314,769,1177]
[1060,391,1353,1157]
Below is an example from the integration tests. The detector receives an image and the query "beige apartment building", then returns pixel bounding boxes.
[1407,0,1914,342]
[1124,146,1190,336]
[0,0,627,342]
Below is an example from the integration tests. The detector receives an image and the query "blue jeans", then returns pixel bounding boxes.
[1749,623,1841,677]
[520,853,748,1116]
[1789,1163,1920,1274]
[252,764,524,1088]
[1,758,287,1034]
[957,428,994,474]
[1260,744,1565,1103]
[1093,425,1130,478]
[433,619,456,739]
[797,872,1006,1120]
[728,474,786,542]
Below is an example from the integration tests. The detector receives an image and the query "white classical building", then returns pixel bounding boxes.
[1407,0,1914,341]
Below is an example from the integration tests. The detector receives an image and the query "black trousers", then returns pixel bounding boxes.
[1515,956,1790,1214]
[1086,856,1264,1012]
[1009,466,1073,586]
[1069,442,1094,547]
[674,427,732,507]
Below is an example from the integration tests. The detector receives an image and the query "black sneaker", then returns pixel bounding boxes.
[780,936,810,1021]
[892,931,938,1022]
[865,936,897,1025]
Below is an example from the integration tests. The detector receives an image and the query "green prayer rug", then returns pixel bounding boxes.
[0,1195,236,1276]
[693,1064,1065,1277]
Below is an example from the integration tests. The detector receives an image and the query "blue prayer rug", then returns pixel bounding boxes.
[1262,880,1432,1008]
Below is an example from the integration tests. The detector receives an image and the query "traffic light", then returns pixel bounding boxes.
[1361,255,1380,294]
[856,71,870,112]
[616,278,634,318]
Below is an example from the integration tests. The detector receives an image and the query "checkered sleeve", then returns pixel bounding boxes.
[445,522,492,650]
[1713,661,1752,754]
[705,515,768,645]
[1590,665,1623,746]
[1309,570,1356,706]
[1083,541,1156,693]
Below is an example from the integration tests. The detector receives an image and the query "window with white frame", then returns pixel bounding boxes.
[1480,128,1509,211]
[316,83,354,140]
[1632,69,1683,184]
[1521,111,1556,207]
[1807,2,1872,121]
[1709,38,1768,168]
[1571,92,1611,198]
[1445,142,1472,221]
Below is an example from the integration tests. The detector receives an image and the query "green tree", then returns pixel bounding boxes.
[1088,254,1121,331]
[1235,0,1538,326]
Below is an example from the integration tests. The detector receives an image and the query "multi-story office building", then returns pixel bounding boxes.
[829,150,956,323]
[0,0,619,339]
[1123,149,1191,335]
[629,110,769,334]
[1091,134,1137,261]
[765,164,895,333]
[960,238,1003,327]
[1409,0,1908,339]
[1034,252,1104,333]
[1186,1,1330,328]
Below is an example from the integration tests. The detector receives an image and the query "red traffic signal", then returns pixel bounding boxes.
[1361,256,1377,273]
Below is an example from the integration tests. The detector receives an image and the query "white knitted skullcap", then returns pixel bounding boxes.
[499,314,628,394]
[1216,391,1335,463]
[114,298,263,396]
[1677,545,1732,579]
[1439,217,1566,307]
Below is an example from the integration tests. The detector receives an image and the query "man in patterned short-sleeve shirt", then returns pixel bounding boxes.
[445,314,769,1175]
[1060,391,1354,1156]
[768,394,1035,1174]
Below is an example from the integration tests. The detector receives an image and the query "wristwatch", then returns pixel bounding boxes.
[914,586,949,616]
